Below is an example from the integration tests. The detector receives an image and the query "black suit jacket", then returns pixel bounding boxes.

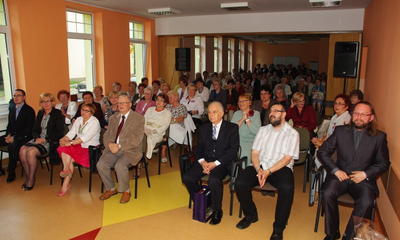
[33,109,64,142]
[195,120,239,171]
[6,103,35,139]
[318,125,390,194]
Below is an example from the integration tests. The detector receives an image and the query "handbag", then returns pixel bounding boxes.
[192,185,213,223]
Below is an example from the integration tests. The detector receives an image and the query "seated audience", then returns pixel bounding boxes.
[143,93,171,172]
[292,78,308,103]
[161,83,171,95]
[235,79,246,96]
[196,79,210,102]
[311,79,325,112]
[55,90,77,126]
[208,79,227,109]
[57,103,100,196]
[128,81,137,102]
[104,91,119,128]
[140,77,149,87]
[252,85,277,126]
[165,90,188,152]
[274,86,290,110]
[112,82,122,93]
[97,94,145,204]
[19,92,64,191]
[177,77,189,100]
[269,71,280,89]
[131,83,146,111]
[93,85,109,113]
[274,75,292,99]
[225,80,239,121]
[152,80,162,99]
[306,75,315,101]
[182,101,239,225]
[0,89,35,183]
[180,83,204,126]
[312,94,351,148]
[287,92,317,136]
[231,94,261,167]
[349,89,364,114]
[235,103,299,240]
[135,86,156,116]
[73,91,104,128]
[243,77,253,96]
[318,101,390,240]
[203,71,212,89]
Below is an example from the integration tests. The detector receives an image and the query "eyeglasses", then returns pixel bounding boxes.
[268,109,285,114]
[81,109,91,113]
[333,102,346,106]
[13,94,24,97]
[117,102,130,106]
[156,99,165,102]
[40,100,53,104]
[353,112,372,117]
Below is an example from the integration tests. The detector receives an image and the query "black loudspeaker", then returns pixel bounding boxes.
[175,48,190,71]
[333,42,359,78]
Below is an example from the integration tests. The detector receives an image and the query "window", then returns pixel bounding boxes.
[194,36,201,74]
[228,38,235,72]
[0,0,14,130]
[129,22,146,82]
[214,37,218,72]
[66,10,95,99]
[248,42,253,72]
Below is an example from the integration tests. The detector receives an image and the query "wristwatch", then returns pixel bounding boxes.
[70,140,73,146]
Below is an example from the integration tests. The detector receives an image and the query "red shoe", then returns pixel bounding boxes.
[57,185,71,197]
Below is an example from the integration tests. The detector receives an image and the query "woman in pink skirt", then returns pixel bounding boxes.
[56,103,101,196]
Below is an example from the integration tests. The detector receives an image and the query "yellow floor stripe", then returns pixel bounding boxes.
[102,171,189,226]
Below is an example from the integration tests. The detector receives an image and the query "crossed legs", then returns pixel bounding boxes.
[19,145,41,188]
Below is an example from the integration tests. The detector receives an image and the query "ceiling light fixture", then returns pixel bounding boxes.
[309,0,342,8]
[221,2,252,11]
[148,7,181,16]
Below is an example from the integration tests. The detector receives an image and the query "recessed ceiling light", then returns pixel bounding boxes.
[148,7,181,16]
[309,0,342,8]
[221,2,252,11]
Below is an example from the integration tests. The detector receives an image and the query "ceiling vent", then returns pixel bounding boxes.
[148,7,181,16]
[309,0,342,8]
[221,2,252,11]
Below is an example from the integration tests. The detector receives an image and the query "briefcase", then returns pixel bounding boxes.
[192,186,213,223]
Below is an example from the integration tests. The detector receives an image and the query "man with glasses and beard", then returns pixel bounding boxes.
[318,101,390,240]
[235,103,299,240]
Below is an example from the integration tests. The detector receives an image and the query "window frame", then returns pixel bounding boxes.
[129,21,147,83]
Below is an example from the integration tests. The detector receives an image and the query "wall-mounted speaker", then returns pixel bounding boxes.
[333,42,359,78]
[175,48,190,71]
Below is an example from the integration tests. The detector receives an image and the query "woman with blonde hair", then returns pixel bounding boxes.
[19,93,64,191]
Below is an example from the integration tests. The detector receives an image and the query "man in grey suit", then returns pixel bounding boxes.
[318,101,390,240]
[97,93,145,203]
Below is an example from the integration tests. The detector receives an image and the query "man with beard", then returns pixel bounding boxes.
[235,103,299,240]
[318,101,390,240]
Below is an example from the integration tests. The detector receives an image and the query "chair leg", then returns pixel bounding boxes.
[38,158,44,169]
[188,195,192,209]
[158,152,162,175]
[167,144,172,168]
[77,165,83,178]
[303,157,308,193]
[134,166,138,199]
[229,191,234,216]
[89,169,92,193]
[50,161,53,185]
[44,158,50,171]
[144,160,150,188]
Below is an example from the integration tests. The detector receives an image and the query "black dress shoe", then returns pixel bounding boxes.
[270,229,283,240]
[236,217,258,229]
[6,173,16,183]
[209,209,223,225]
[324,231,341,240]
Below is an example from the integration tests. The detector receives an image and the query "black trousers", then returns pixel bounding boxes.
[235,166,294,232]
[182,161,230,211]
[0,136,29,174]
[321,175,375,238]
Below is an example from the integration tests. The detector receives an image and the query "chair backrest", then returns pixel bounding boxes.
[99,128,106,146]
[142,133,147,153]
[294,127,310,151]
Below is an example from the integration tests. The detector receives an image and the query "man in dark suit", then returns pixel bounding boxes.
[183,101,239,225]
[318,101,390,240]
[97,93,144,204]
[0,89,35,182]
[72,91,104,128]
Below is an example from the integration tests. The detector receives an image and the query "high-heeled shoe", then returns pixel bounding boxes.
[21,183,27,189]
[60,169,72,178]
[57,185,71,197]
[24,180,36,192]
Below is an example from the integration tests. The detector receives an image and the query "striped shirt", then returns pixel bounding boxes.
[252,122,299,171]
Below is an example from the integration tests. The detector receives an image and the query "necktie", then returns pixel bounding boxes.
[212,125,217,140]
[115,115,125,143]
[355,131,361,151]
[16,107,20,119]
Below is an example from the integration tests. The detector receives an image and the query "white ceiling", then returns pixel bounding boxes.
[68,0,371,19]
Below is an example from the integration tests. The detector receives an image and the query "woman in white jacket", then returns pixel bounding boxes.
[55,90,77,126]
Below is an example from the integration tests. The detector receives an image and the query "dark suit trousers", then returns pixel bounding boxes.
[322,175,375,238]
[235,166,294,232]
[182,161,229,211]
[0,136,26,174]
